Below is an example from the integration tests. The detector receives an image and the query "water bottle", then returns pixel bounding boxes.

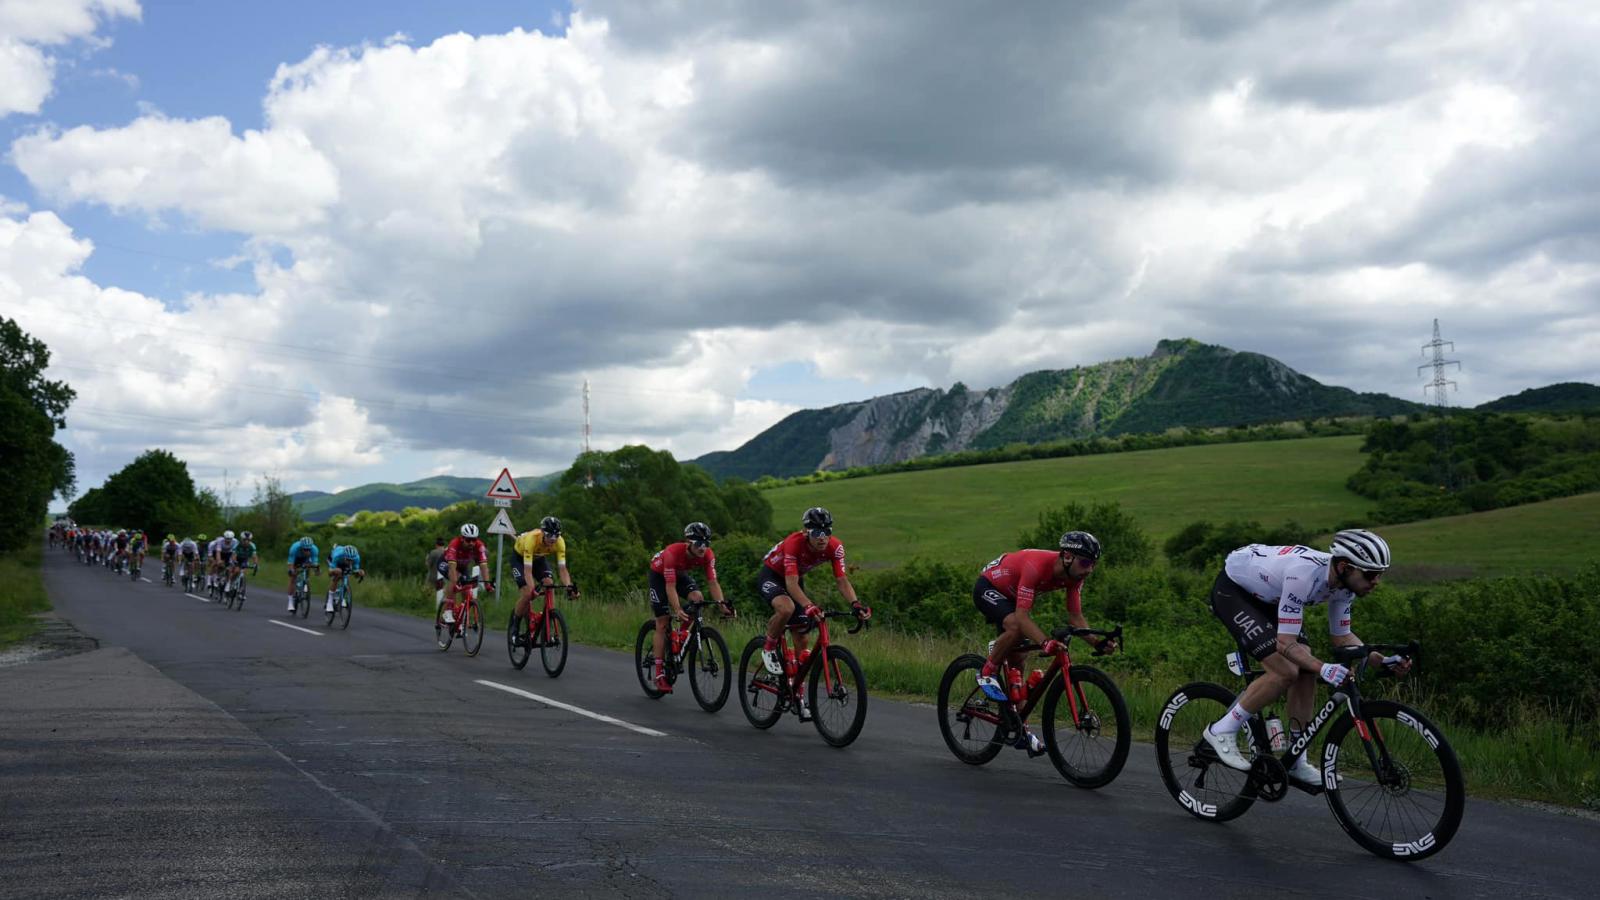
[1026,670,1044,692]
[670,628,685,655]
[799,648,811,668]
[1008,668,1025,703]
[1266,715,1287,753]
[784,647,797,678]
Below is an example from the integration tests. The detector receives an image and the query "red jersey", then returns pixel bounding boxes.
[443,536,488,565]
[762,531,847,579]
[980,550,1084,613]
[650,542,718,584]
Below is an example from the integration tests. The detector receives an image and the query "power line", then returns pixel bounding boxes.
[1418,318,1461,407]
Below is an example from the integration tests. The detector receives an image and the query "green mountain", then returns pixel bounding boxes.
[693,338,1423,481]
[1477,382,1600,414]
[295,474,558,522]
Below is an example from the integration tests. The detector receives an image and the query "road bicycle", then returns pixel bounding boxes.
[436,575,490,656]
[180,558,200,593]
[633,599,733,712]
[1154,639,1465,861]
[937,625,1130,788]
[128,551,143,582]
[737,607,869,747]
[223,563,257,610]
[161,557,175,586]
[290,564,319,618]
[325,569,361,630]
[506,582,568,676]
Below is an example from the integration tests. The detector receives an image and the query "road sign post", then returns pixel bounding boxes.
[486,506,518,611]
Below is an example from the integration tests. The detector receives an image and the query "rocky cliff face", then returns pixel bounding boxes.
[816,384,1011,469]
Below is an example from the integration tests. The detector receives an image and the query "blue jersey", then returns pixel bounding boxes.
[287,539,320,566]
[330,546,361,569]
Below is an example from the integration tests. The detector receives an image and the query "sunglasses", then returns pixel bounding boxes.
[806,528,831,539]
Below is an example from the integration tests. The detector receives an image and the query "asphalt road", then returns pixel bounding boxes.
[3,550,1596,898]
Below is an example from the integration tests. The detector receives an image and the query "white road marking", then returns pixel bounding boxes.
[270,620,323,637]
[475,680,668,738]
[185,593,207,601]
[140,577,152,583]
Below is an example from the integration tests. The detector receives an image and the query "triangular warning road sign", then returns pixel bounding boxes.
[487,508,517,536]
[486,467,522,500]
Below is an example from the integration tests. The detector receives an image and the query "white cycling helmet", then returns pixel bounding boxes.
[1330,529,1391,571]
[460,523,480,539]
[223,530,235,540]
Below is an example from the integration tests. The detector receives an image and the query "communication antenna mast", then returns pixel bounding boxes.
[582,379,594,488]
[1418,318,1461,406]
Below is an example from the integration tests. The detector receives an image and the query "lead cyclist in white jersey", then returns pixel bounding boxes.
[1202,529,1412,783]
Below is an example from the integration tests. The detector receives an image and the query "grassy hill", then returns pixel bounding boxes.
[764,435,1372,569]
[1477,382,1600,414]
[1382,491,1600,581]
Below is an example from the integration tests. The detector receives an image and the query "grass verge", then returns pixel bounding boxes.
[0,546,49,647]
[345,571,1598,810]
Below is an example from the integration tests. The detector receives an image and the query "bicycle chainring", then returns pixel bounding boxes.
[1251,755,1288,802]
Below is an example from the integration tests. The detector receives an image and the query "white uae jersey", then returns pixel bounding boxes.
[1224,544,1355,638]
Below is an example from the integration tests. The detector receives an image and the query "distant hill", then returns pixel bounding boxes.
[295,473,558,522]
[1477,382,1600,414]
[693,338,1423,481]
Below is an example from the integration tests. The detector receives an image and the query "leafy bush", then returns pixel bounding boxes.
[1163,519,1319,570]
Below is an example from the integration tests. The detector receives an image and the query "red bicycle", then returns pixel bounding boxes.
[506,582,568,677]
[937,625,1130,788]
[436,574,490,656]
[737,607,869,747]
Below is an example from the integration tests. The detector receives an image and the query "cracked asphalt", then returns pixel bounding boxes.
[3,550,1596,898]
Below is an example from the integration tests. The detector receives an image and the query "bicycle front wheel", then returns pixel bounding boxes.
[634,621,665,698]
[1042,665,1131,789]
[936,654,1006,765]
[509,613,532,670]
[688,626,731,713]
[1323,700,1465,861]
[435,604,454,651]
[539,609,568,677]
[809,644,868,748]
[1154,682,1257,823]
[462,601,485,656]
[333,586,350,630]
[737,636,783,729]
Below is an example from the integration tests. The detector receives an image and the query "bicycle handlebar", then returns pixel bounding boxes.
[1333,640,1421,679]
[1045,624,1124,656]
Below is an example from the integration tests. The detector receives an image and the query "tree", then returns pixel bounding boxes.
[0,317,76,550]
[100,450,198,538]
[233,475,302,547]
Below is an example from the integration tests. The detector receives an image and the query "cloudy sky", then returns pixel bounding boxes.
[4,0,1597,501]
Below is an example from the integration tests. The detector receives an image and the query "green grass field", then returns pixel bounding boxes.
[1383,491,1600,581]
[764,435,1373,568]
[0,547,49,647]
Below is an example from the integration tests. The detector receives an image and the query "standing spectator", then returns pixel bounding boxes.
[424,537,447,587]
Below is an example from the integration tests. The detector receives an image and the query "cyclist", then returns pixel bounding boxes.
[178,535,201,586]
[1201,529,1411,784]
[111,530,131,573]
[226,531,258,596]
[647,522,734,693]
[160,534,179,581]
[972,531,1109,752]
[755,507,871,682]
[510,516,579,641]
[436,523,492,623]
[285,535,321,612]
[128,528,148,574]
[326,543,365,613]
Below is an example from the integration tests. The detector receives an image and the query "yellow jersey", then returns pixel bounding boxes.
[514,530,567,565]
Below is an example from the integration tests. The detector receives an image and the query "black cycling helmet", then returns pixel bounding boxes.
[540,516,562,537]
[1058,530,1102,561]
[802,507,833,536]
[684,522,713,546]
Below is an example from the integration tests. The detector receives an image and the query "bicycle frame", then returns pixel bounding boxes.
[448,577,480,631]
[754,609,865,709]
[976,625,1122,731]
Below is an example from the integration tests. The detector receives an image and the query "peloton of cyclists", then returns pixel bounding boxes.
[972,530,1111,753]
[647,522,734,693]
[326,543,365,613]
[756,508,872,692]
[1201,529,1410,784]
[436,524,493,623]
[286,535,320,612]
[510,516,580,645]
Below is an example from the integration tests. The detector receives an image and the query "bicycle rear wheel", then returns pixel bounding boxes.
[634,620,665,698]
[1323,700,1465,861]
[1154,682,1257,823]
[539,609,568,677]
[737,636,784,729]
[688,626,731,713]
[810,644,868,748]
[1042,665,1131,788]
[333,585,351,629]
[937,654,1006,765]
[236,579,247,610]
[509,613,533,669]
[462,600,484,656]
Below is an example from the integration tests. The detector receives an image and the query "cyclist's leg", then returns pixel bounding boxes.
[511,558,534,622]
[1205,569,1295,734]
[648,573,673,664]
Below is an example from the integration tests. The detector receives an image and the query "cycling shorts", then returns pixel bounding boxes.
[754,567,813,627]
[1208,569,1307,660]
[972,575,1016,631]
[334,558,354,573]
[509,556,552,589]
[218,550,235,566]
[648,570,700,617]
[437,559,480,582]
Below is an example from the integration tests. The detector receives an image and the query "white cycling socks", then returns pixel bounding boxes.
[1209,703,1250,736]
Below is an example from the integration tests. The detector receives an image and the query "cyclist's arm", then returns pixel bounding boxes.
[783,571,813,609]
[836,574,861,608]
[707,576,726,607]
[556,560,572,588]
[1011,603,1050,646]
[664,576,687,619]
